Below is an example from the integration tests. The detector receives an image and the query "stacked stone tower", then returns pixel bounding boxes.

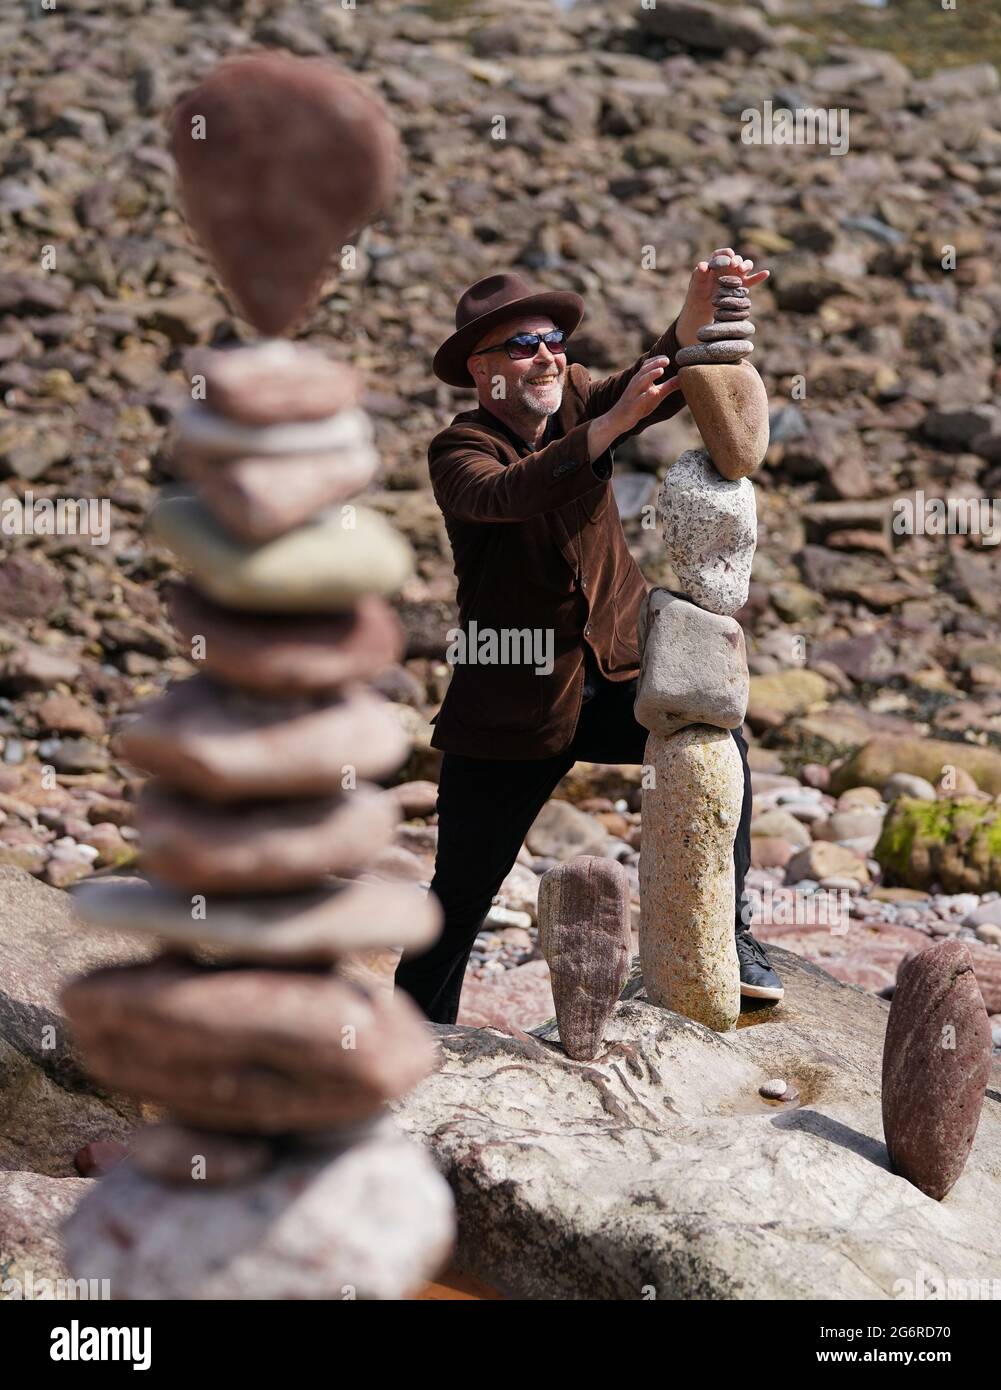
[59,52,455,1299]
[635,258,769,1032]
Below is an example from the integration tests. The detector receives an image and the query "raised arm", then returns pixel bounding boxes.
[431,355,684,524]
[429,419,612,524]
[582,317,684,429]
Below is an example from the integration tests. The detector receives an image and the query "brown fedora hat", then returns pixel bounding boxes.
[432,272,584,388]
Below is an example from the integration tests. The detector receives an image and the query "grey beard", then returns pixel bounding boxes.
[513,379,564,418]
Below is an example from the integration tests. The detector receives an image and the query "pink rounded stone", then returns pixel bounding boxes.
[881,940,992,1200]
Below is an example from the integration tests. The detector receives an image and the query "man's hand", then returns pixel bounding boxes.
[676,247,770,348]
[588,355,679,459]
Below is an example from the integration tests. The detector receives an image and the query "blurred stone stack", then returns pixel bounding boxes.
[634,266,769,1033]
[58,51,456,1300]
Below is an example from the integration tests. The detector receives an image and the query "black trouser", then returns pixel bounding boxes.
[393,674,753,1025]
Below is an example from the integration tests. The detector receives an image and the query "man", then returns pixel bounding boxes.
[394,251,783,1025]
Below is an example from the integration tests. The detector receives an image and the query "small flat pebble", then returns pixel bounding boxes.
[676,340,754,366]
[760,1078,787,1099]
[698,321,756,341]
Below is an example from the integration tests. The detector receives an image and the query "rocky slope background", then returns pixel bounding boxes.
[2,0,1001,1081]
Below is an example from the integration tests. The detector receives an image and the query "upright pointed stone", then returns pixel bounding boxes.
[168,53,401,336]
[639,727,742,1031]
[882,940,992,1200]
[538,856,632,1061]
[679,362,769,480]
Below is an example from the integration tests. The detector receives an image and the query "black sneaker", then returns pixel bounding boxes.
[736,929,784,1001]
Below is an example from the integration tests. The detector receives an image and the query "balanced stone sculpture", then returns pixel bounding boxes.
[634,267,766,1033]
[60,53,456,1301]
[677,263,769,481]
[538,857,632,1061]
[881,939,992,1201]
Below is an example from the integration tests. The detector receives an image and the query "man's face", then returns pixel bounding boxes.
[468,315,567,417]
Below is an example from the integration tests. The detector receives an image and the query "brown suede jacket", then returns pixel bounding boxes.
[427,318,684,758]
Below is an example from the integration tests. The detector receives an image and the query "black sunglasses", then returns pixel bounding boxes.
[472,329,568,361]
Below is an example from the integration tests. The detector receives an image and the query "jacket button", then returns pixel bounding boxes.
[584,624,591,636]
[581,576,588,588]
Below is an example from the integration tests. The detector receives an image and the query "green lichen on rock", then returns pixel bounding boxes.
[875,795,1001,892]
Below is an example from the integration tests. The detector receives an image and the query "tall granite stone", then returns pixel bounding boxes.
[639,727,744,1032]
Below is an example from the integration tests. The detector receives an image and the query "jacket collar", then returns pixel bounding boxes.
[472,401,560,457]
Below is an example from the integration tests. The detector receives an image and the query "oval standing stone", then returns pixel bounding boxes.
[881,939,992,1200]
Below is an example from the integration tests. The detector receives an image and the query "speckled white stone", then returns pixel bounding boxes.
[657,448,757,615]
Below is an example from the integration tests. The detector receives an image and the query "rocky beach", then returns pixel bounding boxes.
[3,0,1001,1304]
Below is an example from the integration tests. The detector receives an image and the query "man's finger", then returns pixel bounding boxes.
[635,356,671,381]
[647,373,680,398]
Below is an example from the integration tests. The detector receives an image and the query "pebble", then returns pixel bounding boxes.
[963,900,1001,930]
[759,1078,788,1099]
[675,340,754,367]
[194,340,361,427]
[882,773,937,802]
[151,494,414,612]
[697,321,756,341]
[176,403,373,458]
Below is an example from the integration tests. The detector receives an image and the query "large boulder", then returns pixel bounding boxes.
[831,736,1001,796]
[0,867,150,1174]
[638,0,774,54]
[875,795,1001,894]
[0,1170,91,1296]
[395,950,1001,1299]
